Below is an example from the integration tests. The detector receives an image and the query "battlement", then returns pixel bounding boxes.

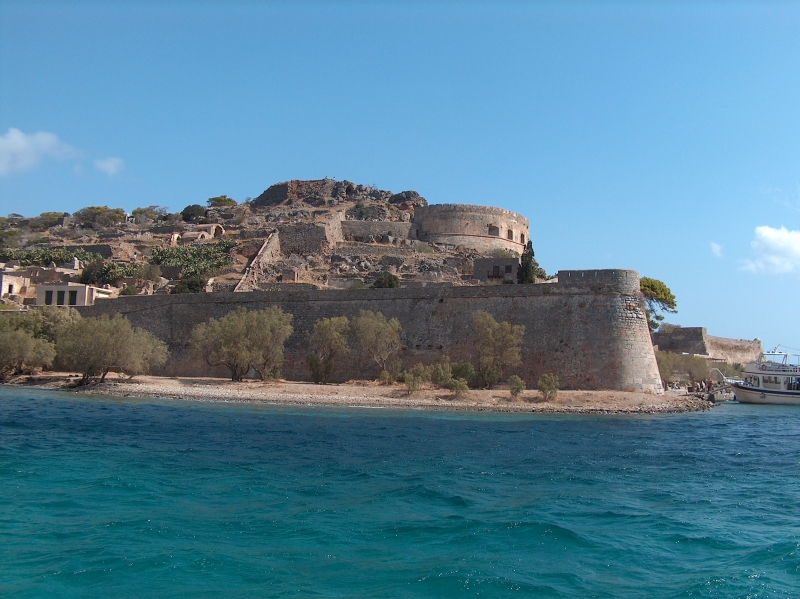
[413,204,530,253]
[556,270,641,294]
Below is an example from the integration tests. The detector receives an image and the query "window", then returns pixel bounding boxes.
[7,284,13,294]
[505,265,513,274]
[45,290,53,305]
[68,290,78,306]
[521,234,525,244]
[56,290,65,306]
[492,265,500,277]
[763,375,781,390]
[507,230,514,240]
[488,225,499,236]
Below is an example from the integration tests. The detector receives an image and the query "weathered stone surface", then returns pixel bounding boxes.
[79,269,663,394]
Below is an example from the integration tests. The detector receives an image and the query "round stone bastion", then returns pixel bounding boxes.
[413,204,530,254]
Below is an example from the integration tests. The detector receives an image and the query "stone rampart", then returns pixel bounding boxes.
[276,213,342,256]
[653,326,762,364]
[78,269,663,393]
[341,221,415,240]
[413,204,530,254]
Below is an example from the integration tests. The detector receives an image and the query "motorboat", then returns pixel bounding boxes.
[727,349,800,405]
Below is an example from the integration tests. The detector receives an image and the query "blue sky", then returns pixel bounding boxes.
[1,1,799,350]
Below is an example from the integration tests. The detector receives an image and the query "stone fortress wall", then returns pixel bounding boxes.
[79,268,664,394]
[413,204,530,253]
[652,326,762,364]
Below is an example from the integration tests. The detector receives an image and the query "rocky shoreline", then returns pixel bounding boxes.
[4,374,716,414]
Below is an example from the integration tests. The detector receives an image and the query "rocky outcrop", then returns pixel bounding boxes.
[253,178,427,210]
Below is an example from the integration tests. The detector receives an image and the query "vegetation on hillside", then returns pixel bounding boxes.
[0,246,101,266]
[149,239,235,279]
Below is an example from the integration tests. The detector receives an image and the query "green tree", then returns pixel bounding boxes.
[131,205,168,222]
[537,373,559,401]
[508,374,526,398]
[28,212,68,232]
[350,310,403,372]
[0,320,56,379]
[181,204,206,221]
[517,240,548,283]
[207,195,237,207]
[471,311,525,388]
[73,206,126,228]
[170,278,206,294]
[250,307,295,380]
[640,277,677,332]
[9,305,81,344]
[189,307,294,381]
[370,272,400,288]
[306,316,350,384]
[57,314,168,383]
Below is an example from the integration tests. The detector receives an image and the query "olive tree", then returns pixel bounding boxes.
[471,311,525,388]
[0,321,56,379]
[306,316,350,384]
[350,309,403,373]
[57,314,168,383]
[190,306,294,381]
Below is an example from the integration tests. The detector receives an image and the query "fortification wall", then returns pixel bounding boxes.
[79,269,662,393]
[341,221,415,241]
[276,214,342,256]
[652,327,762,364]
[413,204,530,253]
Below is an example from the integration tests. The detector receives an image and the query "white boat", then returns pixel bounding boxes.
[728,350,800,405]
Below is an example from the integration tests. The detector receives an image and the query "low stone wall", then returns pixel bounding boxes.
[78,269,663,393]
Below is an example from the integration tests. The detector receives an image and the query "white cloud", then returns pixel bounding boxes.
[94,157,124,176]
[710,241,723,258]
[0,127,80,177]
[741,226,800,274]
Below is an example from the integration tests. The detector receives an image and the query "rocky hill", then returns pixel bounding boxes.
[0,179,511,300]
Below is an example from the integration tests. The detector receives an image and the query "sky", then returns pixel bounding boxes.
[1,0,799,350]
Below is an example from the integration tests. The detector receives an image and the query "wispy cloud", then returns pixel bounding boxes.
[741,226,800,274]
[0,127,80,177]
[94,157,124,176]
[710,241,723,258]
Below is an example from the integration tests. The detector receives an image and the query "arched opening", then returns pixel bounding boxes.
[520,234,525,244]
[507,230,514,240]
[488,225,499,236]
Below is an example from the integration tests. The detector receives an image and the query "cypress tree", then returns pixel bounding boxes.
[517,241,547,283]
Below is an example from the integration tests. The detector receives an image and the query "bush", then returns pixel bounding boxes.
[508,375,526,398]
[655,351,711,384]
[119,286,139,296]
[307,316,350,384]
[190,306,294,381]
[447,377,469,397]
[57,314,168,383]
[137,263,162,282]
[430,359,453,387]
[181,204,206,221]
[150,239,235,279]
[80,258,139,285]
[537,373,559,402]
[370,272,400,288]
[471,311,525,388]
[0,321,55,379]
[378,369,394,385]
[170,278,206,294]
[404,373,423,395]
[0,247,101,267]
[131,206,168,222]
[350,309,402,372]
[73,206,125,228]
[451,360,475,385]
[207,195,237,207]
[8,305,81,344]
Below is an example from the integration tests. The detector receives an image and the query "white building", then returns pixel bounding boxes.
[36,283,114,307]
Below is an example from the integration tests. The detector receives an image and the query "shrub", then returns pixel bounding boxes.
[80,259,139,285]
[0,247,101,267]
[0,321,55,379]
[350,309,402,372]
[370,272,400,288]
[471,311,525,388]
[57,314,168,383]
[537,373,559,402]
[119,286,139,296]
[181,204,206,221]
[8,305,81,344]
[378,369,393,385]
[207,195,237,207]
[73,206,125,228]
[307,316,350,384]
[170,278,206,294]
[447,377,469,397]
[430,359,453,387]
[451,360,475,386]
[404,373,423,395]
[508,375,526,398]
[131,206,168,222]
[190,306,294,381]
[137,263,162,282]
[150,239,234,279]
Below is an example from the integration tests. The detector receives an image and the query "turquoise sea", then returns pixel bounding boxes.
[1,387,799,598]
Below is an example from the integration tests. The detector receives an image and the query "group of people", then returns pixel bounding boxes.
[666,380,720,394]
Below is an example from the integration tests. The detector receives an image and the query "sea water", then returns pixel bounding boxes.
[1,387,799,598]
